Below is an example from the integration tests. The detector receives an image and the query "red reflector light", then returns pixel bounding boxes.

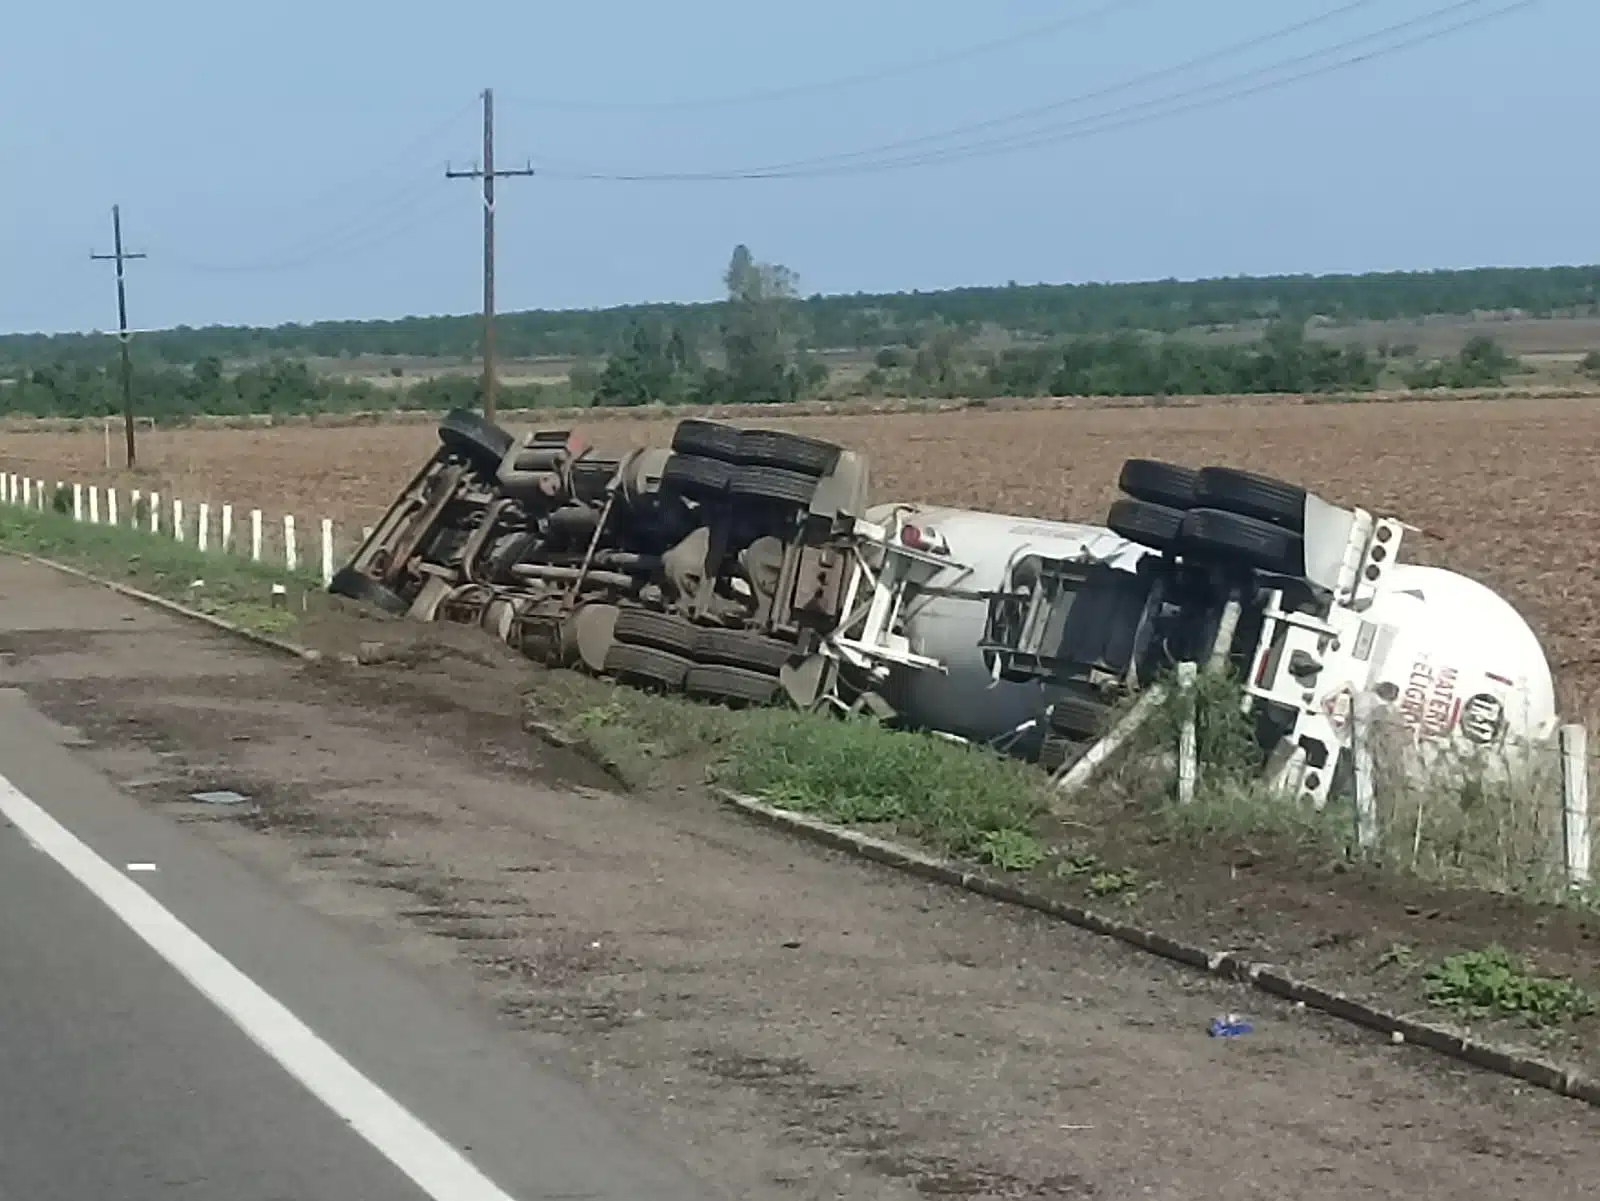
[901,524,926,549]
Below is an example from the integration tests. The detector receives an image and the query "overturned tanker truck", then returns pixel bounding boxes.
[329,410,1561,802]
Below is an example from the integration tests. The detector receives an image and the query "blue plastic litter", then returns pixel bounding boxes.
[1209,1014,1254,1038]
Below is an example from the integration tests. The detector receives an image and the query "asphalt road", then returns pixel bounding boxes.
[0,680,712,1200]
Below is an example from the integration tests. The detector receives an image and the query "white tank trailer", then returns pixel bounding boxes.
[853,473,1561,805]
[858,502,1149,744]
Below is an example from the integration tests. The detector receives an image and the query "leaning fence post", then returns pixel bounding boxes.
[1352,692,1380,851]
[107,487,118,527]
[173,498,185,543]
[221,504,233,553]
[149,491,160,533]
[320,518,334,586]
[1056,684,1169,801]
[1176,662,1198,805]
[72,483,83,522]
[250,509,263,562]
[1561,724,1591,890]
[88,484,100,525]
[198,503,210,552]
[284,514,297,573]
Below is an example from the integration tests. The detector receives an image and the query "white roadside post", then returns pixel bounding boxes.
[283,515,298,573]
[107,487,118,527]
[1561,724,1591,890]
[1176,662,1199,805]
[250,510,263,562]
[72,483,83,522]
[3,474,11,504]
[320,518,334,586]
[1352,693,1380,852]
[198,503,210,553]
[88,485,100,525]
[149,491,161,533]
[21,478,30,507]
[173,498,184,543]
[221,504,234,553]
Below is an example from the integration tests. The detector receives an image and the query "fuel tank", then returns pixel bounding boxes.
[864,502,1148,743]
[1359,563,1559,759]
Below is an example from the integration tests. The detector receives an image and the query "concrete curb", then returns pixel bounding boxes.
[4,550,320,663]
[715,788,1600,1109]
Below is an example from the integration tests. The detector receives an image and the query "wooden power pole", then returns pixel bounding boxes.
[446,88,533,423]
[90,204,147,468]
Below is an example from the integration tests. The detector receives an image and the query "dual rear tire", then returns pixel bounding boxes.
[1111,458,1310,577]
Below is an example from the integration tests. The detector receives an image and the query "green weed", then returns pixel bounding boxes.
[1422,946,1596,1027]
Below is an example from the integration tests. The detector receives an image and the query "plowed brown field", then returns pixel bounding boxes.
[5,397,1598,713]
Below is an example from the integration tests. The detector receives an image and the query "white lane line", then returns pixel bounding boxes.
[0,774,520,1201]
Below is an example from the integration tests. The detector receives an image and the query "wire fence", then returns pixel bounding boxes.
[1160,665,1594,899]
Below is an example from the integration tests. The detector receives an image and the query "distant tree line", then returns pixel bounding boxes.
[5,263,1600,373]
[0,358,583,421]
[0,249,1536,420]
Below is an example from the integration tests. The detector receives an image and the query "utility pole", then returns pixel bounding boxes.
[446,87,534,424]
[90,204,147,468]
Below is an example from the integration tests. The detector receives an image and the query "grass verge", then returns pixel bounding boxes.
[527,663,1600,1067]
[525,670,1052,870]
[0,503,323,638]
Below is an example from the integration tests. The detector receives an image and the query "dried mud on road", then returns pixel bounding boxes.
[5,558,1600,1200]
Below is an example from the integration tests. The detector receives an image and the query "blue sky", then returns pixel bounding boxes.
[0,0,1584,334]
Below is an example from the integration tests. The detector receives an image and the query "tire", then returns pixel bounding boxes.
[735,429,842,476]
[1194,467,1307,533]
[671,418,743,462]
[328,566,410,616]
[1179,507,1306,577]
[614,608,698,656]
[660,453,732,502]
[1106,497,1184,552]
[1038,733,1078,775]
[684,664,783,707]
[728,464,817,507]
[1118,459,1199,510]
[695,627,794,675]
[1048,691,1112,739]
[438,408,513,474]
[604,642,692,690]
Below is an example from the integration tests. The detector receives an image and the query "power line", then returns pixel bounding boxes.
[163,179,458,275]
[89,204,146,469]
[527,0,1385,178]
[445,88,535,423]
[154,98,478,273]
[499,0,1158,113]
[535,0,1531,182]
[780,0,1535,177]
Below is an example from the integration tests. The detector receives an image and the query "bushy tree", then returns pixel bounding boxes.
[594,321,700,407]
